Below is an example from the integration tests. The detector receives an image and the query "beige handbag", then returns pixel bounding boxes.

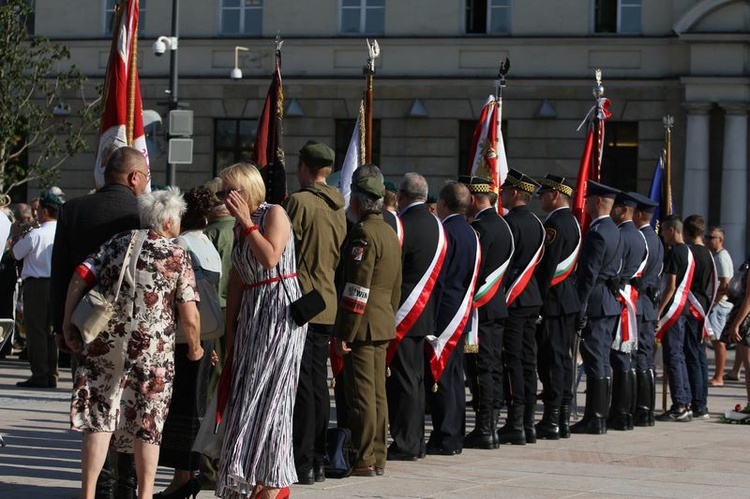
[72,231,144,344]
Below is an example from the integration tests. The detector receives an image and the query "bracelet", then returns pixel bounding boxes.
[243,225,259,235]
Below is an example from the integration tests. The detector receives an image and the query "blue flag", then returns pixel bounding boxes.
[648,154,663,228]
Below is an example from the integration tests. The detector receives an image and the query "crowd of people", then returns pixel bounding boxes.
[2,141,750,498]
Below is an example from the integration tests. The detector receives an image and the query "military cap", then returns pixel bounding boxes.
[352,175,385,199]
[384,180,398,193]
[426,194,437,204]
[40,192,63,208]
[614,190,639,207]
[585,180,619,199]
[501,168,540,195]
[537,173,574,197]
[299,140,335,167]
[458,175,493,194]
[627,192,658,213]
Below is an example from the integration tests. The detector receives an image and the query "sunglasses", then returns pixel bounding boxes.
[216,188,242,201]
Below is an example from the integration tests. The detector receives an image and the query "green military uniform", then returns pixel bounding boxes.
[336,176,402,472]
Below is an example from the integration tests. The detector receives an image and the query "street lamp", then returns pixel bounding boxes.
[153,0,180,186]
[231,46,249,80]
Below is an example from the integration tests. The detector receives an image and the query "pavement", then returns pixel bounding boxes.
[2,352,750,499]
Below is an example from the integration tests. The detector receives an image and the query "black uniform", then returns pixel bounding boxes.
[386,202,441,460]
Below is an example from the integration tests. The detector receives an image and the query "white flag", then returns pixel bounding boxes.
[338,101,365,209]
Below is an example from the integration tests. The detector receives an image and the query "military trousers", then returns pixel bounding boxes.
[386,335,425,457]
[536,313,576,407]
[580,315,618,379]
[635,316,657,371]
[474,319,504,411]
[503,307,540,407]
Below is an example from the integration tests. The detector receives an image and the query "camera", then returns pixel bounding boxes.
[152,38,167,56]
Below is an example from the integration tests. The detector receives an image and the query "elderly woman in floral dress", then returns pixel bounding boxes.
[63,187,203,499]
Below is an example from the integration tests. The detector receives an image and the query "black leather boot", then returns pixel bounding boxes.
[524,403,537,444]
[464,409,495,449]
[647,368,656,426]
[608,370,632,431]
[571,377,608,435]
[114,451,137,499]
[491,408,501,449]
[559,404,571,439]
[536,404,561,440]
[627,369,636,430]
[496,404,526,445]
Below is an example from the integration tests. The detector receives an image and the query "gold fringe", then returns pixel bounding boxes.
[432,383,438,393]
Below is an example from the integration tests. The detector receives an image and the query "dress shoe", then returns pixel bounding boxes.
[16,378,48,388]
[418,441,426,459]
[351,465,376,477]
[47,377,57,388]
[295,467,315,485]
[153,478,201,499]
[314,460,325,482]
[425,442,461,456]
[386,447,417,461]
[375,467,384,476]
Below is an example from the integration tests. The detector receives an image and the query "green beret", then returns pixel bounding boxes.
[299,140,335,167]
[427,194,437,204]
[352,175,385,199]
[40,192,63,207]
[384,180,398,193]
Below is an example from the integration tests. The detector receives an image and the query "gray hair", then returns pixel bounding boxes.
[353,191,384,213]
[138,187,187,231]
[399,172,428,200]
[352,163,383,184]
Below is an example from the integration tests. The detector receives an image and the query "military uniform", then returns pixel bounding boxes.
[497,169,545,445]
[336,176,402,474]
[629,193,663,426]
[571,181,623,435]
[533,175,581,440]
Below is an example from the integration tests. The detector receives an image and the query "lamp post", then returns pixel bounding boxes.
[153,0,180,186]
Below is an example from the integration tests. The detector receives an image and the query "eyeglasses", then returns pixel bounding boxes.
[133,170,151,181]
[216,188,242,201]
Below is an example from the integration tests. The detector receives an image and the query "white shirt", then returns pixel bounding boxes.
[713,248,734,309]
[12,221,57,279]
[0,211,10,253]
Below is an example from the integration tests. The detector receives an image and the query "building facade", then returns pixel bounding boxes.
[30,0,750,258]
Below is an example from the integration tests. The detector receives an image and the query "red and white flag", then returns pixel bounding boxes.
[338,101,365,209]
[93,0,149,189]
[467,95,508,211]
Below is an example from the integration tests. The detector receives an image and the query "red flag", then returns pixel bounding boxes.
[93,0,149,189]
[572,125,594,230]
[467,95,508,212]
[253,51,287,204]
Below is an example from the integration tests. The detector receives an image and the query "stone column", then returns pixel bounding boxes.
[682,102,712,219]
[719,103,748,262]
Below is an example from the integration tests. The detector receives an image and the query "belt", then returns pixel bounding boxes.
[24,276,50,281]
[244,273,297,290]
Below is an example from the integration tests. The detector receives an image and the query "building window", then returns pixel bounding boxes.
[600,121,638,191]
[458,119,509,176]
[340,0,385,35]
[465,0,511,35]
[220,0,262,36]
[214,119,258,176]
[104,0,146,36]
[334,119,381,172]
[594,0,641,34]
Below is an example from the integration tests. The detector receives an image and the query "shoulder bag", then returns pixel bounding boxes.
[278,256,325,327]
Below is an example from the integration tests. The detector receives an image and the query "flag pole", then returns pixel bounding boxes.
[494,58,510,102]
[592,69,605,182]
[363,39,379,164]
[660,114,674,413]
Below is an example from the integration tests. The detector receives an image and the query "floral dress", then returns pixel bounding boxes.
[70,229,197,452]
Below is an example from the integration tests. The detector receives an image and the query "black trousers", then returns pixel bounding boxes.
[293,324,332,470]
[426,340,465,452]
[475,319,504,411]
[536,313,576,407]
[386,335,425,457]
[635,316,657,371]
[503,307,540,407]
[581,315,618,378]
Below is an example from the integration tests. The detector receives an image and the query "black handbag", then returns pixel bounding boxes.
[278,257,326,327]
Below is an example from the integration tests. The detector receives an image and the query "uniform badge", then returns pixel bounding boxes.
[350,239,367,262]
[545,228,557,246]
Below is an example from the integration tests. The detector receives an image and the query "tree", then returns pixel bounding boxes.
[0,0,100,197]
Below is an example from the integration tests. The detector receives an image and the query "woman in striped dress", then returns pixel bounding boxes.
[216,163,306,499]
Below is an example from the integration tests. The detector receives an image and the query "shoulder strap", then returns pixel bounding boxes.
[111,231,137,301]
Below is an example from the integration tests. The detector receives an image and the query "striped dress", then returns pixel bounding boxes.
[216,204,307,496]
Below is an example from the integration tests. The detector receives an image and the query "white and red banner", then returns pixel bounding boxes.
[505,218,545,307]
[94,0,149,189]
[613,233,648,353]
[656,248,695,341]
[688,256,718,341]
[386,216,447,366]
[426,231,481,386]
[338,101,365,209]
[550,218,581,287]
[467,95,508,212]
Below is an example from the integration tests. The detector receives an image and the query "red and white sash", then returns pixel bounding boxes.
[688,253,718,341]
[550,218,581,287]
[386,216,447,366]
[505,216,545,306]
[612,232,649,353]
[426,231,481,388]
[656,248,695,341]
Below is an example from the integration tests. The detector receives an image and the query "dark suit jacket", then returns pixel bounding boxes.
[638,223,664,322]
[618,220,648,316]
[400,202,441,337]
[50,184,141,332]
[472,207,513,321]
[503,205,544,310]
[576,216,623,318]
[535,207,581,317]
[434,214,478,333]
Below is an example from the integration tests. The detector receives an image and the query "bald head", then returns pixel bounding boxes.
[104,147,147,184]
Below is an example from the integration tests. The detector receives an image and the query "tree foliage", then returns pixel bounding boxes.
[0,0,101,196]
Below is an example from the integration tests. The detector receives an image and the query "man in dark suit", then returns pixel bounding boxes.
[571,181,623,435]
[425,181,479,455]
[50,146,147,499]
[459,176,513,449]
[386,172,444,461]
[534,174,581,439]
[629,193,663,426]
[496,169,545,445]
[609,191,649,431]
